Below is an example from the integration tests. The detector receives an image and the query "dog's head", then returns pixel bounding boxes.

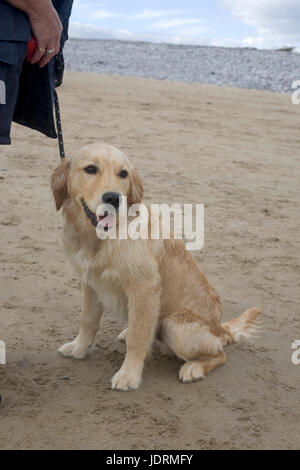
[51,143,143,231]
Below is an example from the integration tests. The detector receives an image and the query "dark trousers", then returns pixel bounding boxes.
[0,42,27,144]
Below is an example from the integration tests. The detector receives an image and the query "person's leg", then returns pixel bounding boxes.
[0,42,27,145]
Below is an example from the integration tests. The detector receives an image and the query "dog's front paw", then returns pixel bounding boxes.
[111,367,142,391]
[58,340,90,359]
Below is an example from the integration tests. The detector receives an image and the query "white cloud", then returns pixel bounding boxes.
[131,10,179,20]
[69,22,134,40]
[222,0,300,48]
[149,19,205,30]
[69,0,300,49]
[69,22,212,45]
[71,2,122,21]
[93,10,121,20]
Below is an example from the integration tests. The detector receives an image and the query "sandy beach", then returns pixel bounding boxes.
[0,71,299,449]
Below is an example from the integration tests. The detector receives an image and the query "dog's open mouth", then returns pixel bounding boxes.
[80,198,116,232]
[97,211,116,231]
[81,198,98,227]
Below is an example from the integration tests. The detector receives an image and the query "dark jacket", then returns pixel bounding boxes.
[0,0,73,138]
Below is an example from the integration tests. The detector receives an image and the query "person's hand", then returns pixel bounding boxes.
[28,4,63,68]
[5,1,63,67]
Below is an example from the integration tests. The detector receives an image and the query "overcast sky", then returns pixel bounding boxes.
[69,0,300,50]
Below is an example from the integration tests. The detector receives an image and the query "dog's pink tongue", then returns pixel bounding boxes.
[99,214,116,227]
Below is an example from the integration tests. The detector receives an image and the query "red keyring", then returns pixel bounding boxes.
[26,36,37,62]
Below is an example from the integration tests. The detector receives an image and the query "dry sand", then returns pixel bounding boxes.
[0,72,299,450]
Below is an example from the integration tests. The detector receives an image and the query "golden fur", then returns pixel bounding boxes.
[51,143,262,391]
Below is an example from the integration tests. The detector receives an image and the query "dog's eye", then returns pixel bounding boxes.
[119,169,128,179]
[84,165,98,175]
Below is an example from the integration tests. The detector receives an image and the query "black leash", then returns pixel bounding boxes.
[54,89,65,160]
[53,51,66,160]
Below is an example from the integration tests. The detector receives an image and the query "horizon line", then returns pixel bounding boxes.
[67,37,299,53]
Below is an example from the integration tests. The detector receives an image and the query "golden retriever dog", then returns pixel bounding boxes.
[51,143,262,391]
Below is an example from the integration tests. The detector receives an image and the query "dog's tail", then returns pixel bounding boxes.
[220,307,263,345]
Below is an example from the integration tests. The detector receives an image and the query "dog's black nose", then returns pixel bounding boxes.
[102,192,121,209]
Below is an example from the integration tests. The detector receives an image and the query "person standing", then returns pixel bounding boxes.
[0,0,73,144]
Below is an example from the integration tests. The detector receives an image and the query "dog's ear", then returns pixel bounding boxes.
[51,159,71,211]
[128,169,144,206]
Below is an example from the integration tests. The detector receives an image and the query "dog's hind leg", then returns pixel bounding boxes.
[58,285,103,359]
[160,312,226,382]
[179,352,226,383]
